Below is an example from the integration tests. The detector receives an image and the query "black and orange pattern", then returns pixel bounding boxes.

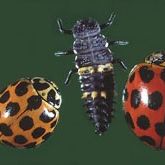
[0,77,62,148]
[123,51,165,150]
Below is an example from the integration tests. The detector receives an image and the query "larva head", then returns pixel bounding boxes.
[145,51,165,67]
[73,18,100,39]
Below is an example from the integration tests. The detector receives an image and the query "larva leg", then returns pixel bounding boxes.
[100,12,116,30]
[113,58,127,70]
[65,68,78,85]
[54,49,74,56]
[57,19,72,34]
[108,40,129,46]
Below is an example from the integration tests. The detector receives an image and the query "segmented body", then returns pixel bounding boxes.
[74,33,114,134]
[55,17,127,134]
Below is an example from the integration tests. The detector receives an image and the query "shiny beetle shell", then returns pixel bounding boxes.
[123,51,165,150]
[0,77,62,149]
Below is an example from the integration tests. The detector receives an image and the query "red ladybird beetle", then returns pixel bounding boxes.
[0,77,62,149]
[123,51,165,150]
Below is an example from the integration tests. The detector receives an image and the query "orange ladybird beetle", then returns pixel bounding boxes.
[123,51,165,150]
[0,77,62,149]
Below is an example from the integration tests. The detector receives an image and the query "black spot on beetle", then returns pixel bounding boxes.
[47,89,56,106]
[26,95,42,110]
[148,91,162,110]
[139,136,156,146]
[33,82,50,91]
[0,91,10,103]
[130,89,141,109]
[19,116,34,131]
[139,66,154,83]
[0,123,13,136]
[6,102,20,116]
[15,81,29,96]
[50,120,57,128]
[155,122,165,137]
[137,115,150,130]
[55,99,61,107]
[14,135,28,144]
[32,127,46,139]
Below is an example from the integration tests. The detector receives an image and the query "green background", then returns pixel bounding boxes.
[0,0,165,164]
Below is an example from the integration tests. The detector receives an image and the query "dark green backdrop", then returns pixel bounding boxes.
[0,0,165,164]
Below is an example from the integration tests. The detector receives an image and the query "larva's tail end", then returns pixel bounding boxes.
[94,123,109,136]
[95,130,103,136]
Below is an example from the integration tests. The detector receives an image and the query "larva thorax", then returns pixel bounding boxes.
[73,35,108,54]
[73,18,101,39]
[73,19,113,68]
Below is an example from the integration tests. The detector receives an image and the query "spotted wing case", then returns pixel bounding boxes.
[0,77,62,148]
[123,51,165,150]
